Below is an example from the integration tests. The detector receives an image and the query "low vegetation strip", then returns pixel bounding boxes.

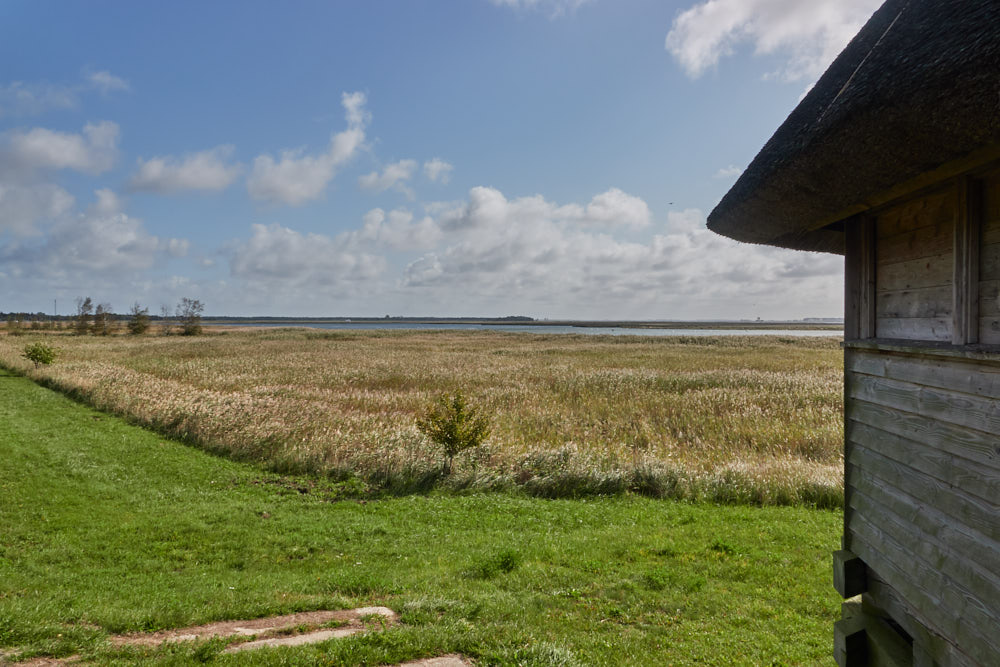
[0,368,842,665]
[0,329,844,506]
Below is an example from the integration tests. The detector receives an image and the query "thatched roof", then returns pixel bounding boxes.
[707,0,1000,254]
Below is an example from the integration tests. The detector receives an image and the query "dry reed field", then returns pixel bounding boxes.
[0,328,844,506]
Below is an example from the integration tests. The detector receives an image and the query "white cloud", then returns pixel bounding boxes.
[580,187,651,229]
[0,82,78,118]
[247,92,368,205]
[396,186,842,319]
[358,159,417,197]
[87,70,130,94]
[129,145,242,194]
[436,186,651,233]
[666,0,882,82]
[0,189,187,283]
[229,223,385,287]
[0,71,129,117]
[489,0,592,18]
[714,164,743,179]
[91,188,122,216]
[3,121,120,174]
[0,183,74,236]
[351,207,441,251]
[423,158,453,184]
[341,91,369,126]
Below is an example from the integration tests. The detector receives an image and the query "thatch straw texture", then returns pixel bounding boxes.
[708,0,1000,254]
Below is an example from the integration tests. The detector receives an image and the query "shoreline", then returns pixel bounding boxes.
[202,318,843,331]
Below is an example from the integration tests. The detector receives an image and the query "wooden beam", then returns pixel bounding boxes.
[808,146,1000,234]
[837,598,914,667]
[834,616,869,667]
[953,176,982,344]
[834,550,869,598]
[846,215,877,340]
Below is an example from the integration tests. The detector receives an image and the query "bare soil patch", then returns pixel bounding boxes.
[8,607,402,664]
[109,606,397,648]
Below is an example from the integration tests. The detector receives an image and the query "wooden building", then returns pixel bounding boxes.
[706,1,1000,665]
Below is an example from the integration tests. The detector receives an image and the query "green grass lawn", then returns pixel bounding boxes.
[0,368,841,665]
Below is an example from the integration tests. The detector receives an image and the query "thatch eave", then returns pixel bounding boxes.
[707,0,1000,255]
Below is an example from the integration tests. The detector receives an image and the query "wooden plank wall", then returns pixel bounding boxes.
[979,168,1000,343]
[845,347,1000,665]
[875,189,956,341]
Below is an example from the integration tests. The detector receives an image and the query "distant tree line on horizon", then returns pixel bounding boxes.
[3,297,204,337]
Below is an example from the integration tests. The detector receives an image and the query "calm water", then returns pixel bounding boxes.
[221,321,842,337]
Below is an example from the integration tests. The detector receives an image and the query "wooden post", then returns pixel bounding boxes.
[953,176,981,345]
[845,215,876,340]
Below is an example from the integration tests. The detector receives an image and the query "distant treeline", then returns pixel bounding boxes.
[202,315,537,323]
[4,297,205,337]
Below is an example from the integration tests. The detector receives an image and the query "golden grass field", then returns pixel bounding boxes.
[0,328,845,506]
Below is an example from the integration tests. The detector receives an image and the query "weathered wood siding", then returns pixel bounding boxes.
[875,189,956,341]
[845,344,1000,666]
[979,168,1000,343]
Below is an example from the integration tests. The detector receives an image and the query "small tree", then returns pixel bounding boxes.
[416,392,491,474]
[176,297,204,336]
[6,314,21,336]
[22,342,58,369]
[74,297,93,336]
[159,304,174,335]
[127,302,150,335]
[92,302,113,336]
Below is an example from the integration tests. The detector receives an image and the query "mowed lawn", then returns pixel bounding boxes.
[0,368,842,665]
[0,329,844,506]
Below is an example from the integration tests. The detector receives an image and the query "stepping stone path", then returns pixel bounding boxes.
[9,607,472,665]
[110,606,397,649]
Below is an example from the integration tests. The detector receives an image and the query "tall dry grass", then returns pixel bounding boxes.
[0,328,844,506]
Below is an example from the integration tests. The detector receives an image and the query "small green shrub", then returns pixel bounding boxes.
[416,391,491,473]
[22,342,58,369]
[467,549,521,579]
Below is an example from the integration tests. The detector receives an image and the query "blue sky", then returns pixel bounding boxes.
[0,0,881,318]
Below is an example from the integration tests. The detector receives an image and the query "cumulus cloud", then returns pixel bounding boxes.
[129,145,242,194]
[247,92,368,205]
[229,223,385,287]
[667,0,881,82]
[395,186,842,318]
[350,207,441,251]
[0,189,187,283]
[358,159,417,197]
[578,187,651,229]
[489,0,592,18]
[0,183,75,236]
[2,121,119,174]
[90,188,122,216]
[423,158,453,184]
[436,186,651,234]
